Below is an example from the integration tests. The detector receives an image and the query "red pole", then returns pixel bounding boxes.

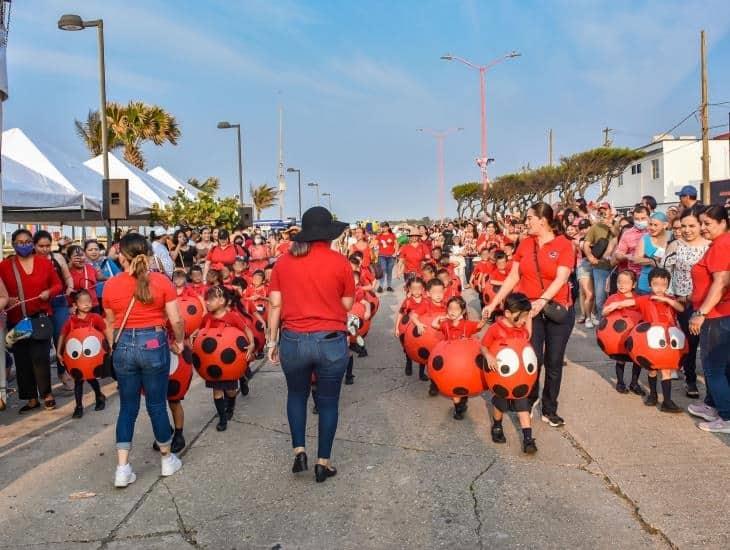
[437,135,445,223]
[480,67,488,193]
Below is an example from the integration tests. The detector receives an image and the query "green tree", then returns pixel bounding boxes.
[150,177,241,229]
[75,101,181,170]
[451,182,482,219]
[250,183,279,219]
[187,177,220,195]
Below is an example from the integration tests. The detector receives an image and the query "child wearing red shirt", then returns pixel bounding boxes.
[57,290,106,419]
[172,270,200,300]
[436,269,460,301]
[188,266,207,297]
[480,293,537,454]
[431,296,487,420]
[396,277,427,378]
[67,245,100,311]
[409,279,448,384]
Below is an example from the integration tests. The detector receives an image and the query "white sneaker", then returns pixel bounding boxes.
[161,453,182,477]
[687,403,719,422]
[698,418,730,433]
[114,463,136,488]
[584,319,594,329]
[530,398,541,419]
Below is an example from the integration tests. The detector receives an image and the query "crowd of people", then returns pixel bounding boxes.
[0,183,728,483]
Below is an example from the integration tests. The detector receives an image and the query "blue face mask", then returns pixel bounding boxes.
[14,243,35,257]
[634,221,648,230]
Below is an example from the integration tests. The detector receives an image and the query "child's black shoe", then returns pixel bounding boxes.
[615,382,628,394]
[171,431,186,454]
[72,406,83,419]
[428,382,438,396]
[660,399,682,413]
[644,393,658,406]
[491,424,506,443]
[629,383,646,396]
[94,395,106,411]
[522,437,538,454]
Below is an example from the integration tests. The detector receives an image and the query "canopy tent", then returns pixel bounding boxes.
[84,153,173,207]
[2,153,83,209]
[148,166,198,199]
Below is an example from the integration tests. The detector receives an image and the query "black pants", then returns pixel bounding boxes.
[13,338,53,400]
[465,256,475,284]
[677,304,699,385]
[529,307,576,416]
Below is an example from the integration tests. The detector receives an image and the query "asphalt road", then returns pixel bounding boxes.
[1,285,728,549]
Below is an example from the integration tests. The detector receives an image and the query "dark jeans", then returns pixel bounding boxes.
[113,328,172,450]
[51,295,70,377]
[529,306,576,416]
[465,256,475,284]
[700,317,730,420]
[592,268,611,321]
[677,304,700,385]
[13,337,53,400]
[279,329,349,459]
[378,255,396,288]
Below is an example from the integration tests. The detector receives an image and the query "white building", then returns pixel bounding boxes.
[598,134,730,208]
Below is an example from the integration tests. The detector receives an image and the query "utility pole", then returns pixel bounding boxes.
[548,128,553,166]
[277,105,286,220]
[602,127,614,147]
[700,30,711,204]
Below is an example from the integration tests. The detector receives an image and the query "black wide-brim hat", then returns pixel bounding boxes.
[292,206,349,243]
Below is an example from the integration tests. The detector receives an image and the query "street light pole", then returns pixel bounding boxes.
[307,182,320,206]
[217,121,244,206]
[417,127,463,223]
[322,192,333,212]
[287,167,302,220]
[441,51,520,194]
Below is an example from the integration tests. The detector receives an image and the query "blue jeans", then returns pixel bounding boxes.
[700,317,730,420]
[378,255,396,288]
[592,268,610,321]
[114,328,172,450]
[279,329,349,459]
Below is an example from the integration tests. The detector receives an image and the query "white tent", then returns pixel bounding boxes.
[148,166,198,199]
[84,153,173,207]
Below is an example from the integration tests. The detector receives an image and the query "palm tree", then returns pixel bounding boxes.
[250,184,279,219]
[187,177,220,195]
[74,101,181,170]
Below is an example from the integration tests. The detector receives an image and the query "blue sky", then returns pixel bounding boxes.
[6,0,730,222]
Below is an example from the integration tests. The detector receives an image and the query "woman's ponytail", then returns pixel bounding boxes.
[119,233,154,304]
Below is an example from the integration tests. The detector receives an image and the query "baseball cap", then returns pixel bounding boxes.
[675,185,698,197]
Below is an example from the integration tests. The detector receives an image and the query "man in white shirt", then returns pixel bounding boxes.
[150,227,174,277]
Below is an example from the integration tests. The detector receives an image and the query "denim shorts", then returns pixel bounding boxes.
[576,259,593,280]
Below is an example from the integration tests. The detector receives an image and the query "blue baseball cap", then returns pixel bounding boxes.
[675,185,698,197]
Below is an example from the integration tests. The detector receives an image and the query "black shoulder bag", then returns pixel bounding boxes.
[532,240,570,324]
[101,297,135,379]
[11,258,53,340]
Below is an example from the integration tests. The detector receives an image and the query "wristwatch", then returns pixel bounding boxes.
[691,310,706,318]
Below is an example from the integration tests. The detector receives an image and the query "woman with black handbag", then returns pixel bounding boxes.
[0,229,63,412]
[483,203,576,427]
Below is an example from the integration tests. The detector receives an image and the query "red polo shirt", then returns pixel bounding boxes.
[635,294,678,326]
[399,296,428,315]
[691,231,730,318]
[376,231,397,256]
[512,235,575,307]
[207,244,243,270]
[425,298,447,316]
[103,272,176,329]
[270,241,355,332]
[439,319,480,340]
[399,243,425,273]
[481,317,530,348]
[0,255,63,326]
[61,312,106,338]
[202,310,249,333]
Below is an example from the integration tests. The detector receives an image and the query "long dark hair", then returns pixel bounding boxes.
[290,241,312,257]
[529,202,562,235]
[119,233,153,304]
[701,205,729,225]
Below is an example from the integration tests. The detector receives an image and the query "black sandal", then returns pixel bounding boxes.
[19,401,41,414]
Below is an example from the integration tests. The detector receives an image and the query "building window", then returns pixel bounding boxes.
[619,174,624,186]
[630,163,642,175]
[651,159,660,179]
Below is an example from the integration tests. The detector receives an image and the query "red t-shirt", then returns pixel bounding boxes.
[604,292,639,311]
[207,244,243,270]
[444,283,460,301]
[513,235,575,306]
[424,298,447,316]
[376,232,397,256]
[61,312,106,339]
[420,238,432,257]
[359,266,375,287]
[0,255,63,326]
[691,231,730,318]
[635,294,678,326]
[270,241,355,332]
[69,264,99,307]
[399,243,425,273]
[276,241,292,256]
[175,286,201,300]
[399,296,428,316]
[244,284,269,301]
[350,240,372,268]
[439,319,480,340]
[487,263,512,286]
[189,282,207,297]
[481,317,530,348]
[202,310,249,333]
[103,272,176,329]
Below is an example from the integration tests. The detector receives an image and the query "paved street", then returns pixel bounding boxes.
[1,286,729,550]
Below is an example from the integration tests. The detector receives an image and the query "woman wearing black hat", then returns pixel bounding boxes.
[268,207,353,483]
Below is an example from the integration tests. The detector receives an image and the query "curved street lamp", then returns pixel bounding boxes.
[286,167,302,220]
[217,121,244,206]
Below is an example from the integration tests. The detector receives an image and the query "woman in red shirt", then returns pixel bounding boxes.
[204,229,244,279]
[397,232,426,282]
[248,233,271,271]
[66,245,100,312]
[0,229,63,412]
[268,206,353,483]
[103,233,185,488]
[688,206,730,432]
[483,202,576,427]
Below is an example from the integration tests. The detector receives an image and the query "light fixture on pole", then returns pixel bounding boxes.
[217,121,244,206]
[307,182,320,206]
[321,192,333,212]
[58,13,110,237]
[417,127,463,222]
[286,167,302,221]
[441,51,520,194]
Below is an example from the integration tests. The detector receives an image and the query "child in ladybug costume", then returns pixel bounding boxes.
[430,296,487,419]
[601,270,645,396]
[395,277,427,377]
[609,268,685,413]
[57,290,107,419]
[410,279,448,394]
[480,293,538,454]
[345,271,373,385]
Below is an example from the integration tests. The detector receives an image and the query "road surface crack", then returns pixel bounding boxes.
[469,458,497,549]
[163,481,199,546]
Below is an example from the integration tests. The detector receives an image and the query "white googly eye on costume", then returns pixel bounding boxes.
[82,336,102,357]
[668,326,685,349]
[495,348,520,377]
[522,346,538,375]
[66,338,83,359]
[646,326,668,349]
[169,353,179,376]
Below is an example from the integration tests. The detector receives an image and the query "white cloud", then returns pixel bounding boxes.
[329,54,431,100]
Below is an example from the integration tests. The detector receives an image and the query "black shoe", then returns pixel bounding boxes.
[216,419,228,432]
[357,347,368,358]
[522,437,538,454]
[419,372,430,382]
[18,401,41,414]
[541,414,565,427]
[345,374,355,385]
[685,383,700,399]
[405,364,413,376]
[629,383,646,396]
[387,287,394,292]
[615,382,629,394]
[377,287,383,293]
[94,395,106,411]
[225,402,235,420]
[314,464,337,483]
[72,406,83,419]
[171,431,186,454]
[240,379,250,396]
[491,424,506,443]
[660,399,683,413]
[453,400,468,420]
[292,452,308,473]
[644,393,658,407]
[428,382,439,397]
